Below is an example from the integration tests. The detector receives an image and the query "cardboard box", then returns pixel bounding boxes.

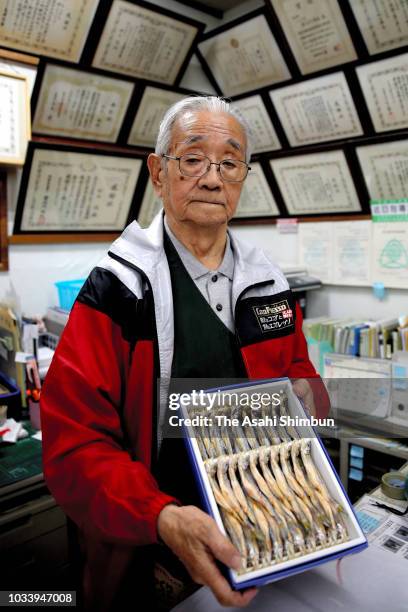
[181,378,367,589]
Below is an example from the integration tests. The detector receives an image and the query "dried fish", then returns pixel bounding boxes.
[221,509,247,570]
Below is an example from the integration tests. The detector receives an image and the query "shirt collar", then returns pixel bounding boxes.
[164,216,234,281]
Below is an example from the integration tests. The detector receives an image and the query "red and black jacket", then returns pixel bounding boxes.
[41,211,323,610]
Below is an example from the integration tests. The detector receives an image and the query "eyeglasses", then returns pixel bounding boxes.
[162,153,250,183]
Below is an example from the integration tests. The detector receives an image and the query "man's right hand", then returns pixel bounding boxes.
[157,504,258,608]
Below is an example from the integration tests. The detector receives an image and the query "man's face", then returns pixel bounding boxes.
[148,110,247,228]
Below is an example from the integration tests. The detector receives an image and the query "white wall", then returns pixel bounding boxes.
[0,0,406,319]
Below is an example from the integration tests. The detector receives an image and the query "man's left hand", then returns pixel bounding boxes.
[292,378,316,417]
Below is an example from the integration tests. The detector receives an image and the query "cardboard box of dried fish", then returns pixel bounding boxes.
[180,378,367,589]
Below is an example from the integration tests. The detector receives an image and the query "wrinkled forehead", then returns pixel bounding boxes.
[170,110,247,154]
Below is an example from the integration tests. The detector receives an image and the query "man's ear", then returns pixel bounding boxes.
[147,153,165,196]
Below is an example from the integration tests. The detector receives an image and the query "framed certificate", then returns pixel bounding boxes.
[270,72,363,146]
[0,48,38,98]
[349,0,408,55]
[197,10,291,97]
[91,0,203,85]
[13,141,145,234]
[0,171,9,271]
[270,150,362,215]
[137,180,163,228]
[270,0,357,75]
[32,62,135,143]
[234,162,280,218]
[356,53,408,133]
[127,86,188,148]
[356,139,408,201]
[0,70,31,165]
[231,95,281,154]
[0,0,99,61]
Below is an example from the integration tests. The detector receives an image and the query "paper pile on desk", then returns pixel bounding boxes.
[0,418,29,443]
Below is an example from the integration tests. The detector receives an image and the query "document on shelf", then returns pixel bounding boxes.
[298,222,333,283]
[332,220,372,286]
[371,222,408,289]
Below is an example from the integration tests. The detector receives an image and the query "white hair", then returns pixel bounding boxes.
[155,95,254,163]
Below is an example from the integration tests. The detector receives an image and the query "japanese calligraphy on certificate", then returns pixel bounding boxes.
[198,15,291,96]
[0,0,99,61]
[19,149,142,232]
[356,140,408,200]
[231,95,281,153]
[92,1,198,84]
[128,87,186,147]
[137,181,162,228]
[0,71,30,165]
[356,53,408,133]
[270,72,363,146]
[235,163,279,217]
[271,151,361,214]
[33,65,134,142]
[270,0,357,74]
[349,0,408,55]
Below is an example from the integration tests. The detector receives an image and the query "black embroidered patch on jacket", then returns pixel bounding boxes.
[235,290,296,346]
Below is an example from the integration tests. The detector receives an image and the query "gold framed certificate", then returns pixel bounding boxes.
[13,141,144,233]
[0,48,38,98]
[32,62,135,142]
[0,70,31,165]
[356,139,408,200]
[0,0,99,61]
[349,0,408,55]
[127,86,187,148]
[231,95,281,154]
[198,10,291,97]
[356,53,408,133]
[270,72,363,146]
[270,0,357,74]
[92,0,202,84]
[137,180,163,228]
[234,162,280,218]
[270,150,361,215]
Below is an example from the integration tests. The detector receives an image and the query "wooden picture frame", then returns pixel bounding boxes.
[120,82,203,149]
[0,70,31,165]
[84,0,204,86]
[0,171,9,270]
[0,0,99,62]
[12,138,147,240]
[196,8,295,97]
[31,59,136,143]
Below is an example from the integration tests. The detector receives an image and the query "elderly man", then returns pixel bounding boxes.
[41,96,322,611]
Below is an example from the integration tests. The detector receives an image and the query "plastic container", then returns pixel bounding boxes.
[55,279,85,310]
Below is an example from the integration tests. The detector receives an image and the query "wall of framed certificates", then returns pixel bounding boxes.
[195,1,408,223]
[0,0,407,238]
[0,0,406,313]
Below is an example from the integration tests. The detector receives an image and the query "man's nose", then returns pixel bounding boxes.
[198,162,223,189]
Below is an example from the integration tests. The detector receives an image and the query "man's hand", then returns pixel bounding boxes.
[157,504,258,607]
[292,378,316,417]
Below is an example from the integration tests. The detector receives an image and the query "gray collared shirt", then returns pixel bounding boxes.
[164,216,235,332]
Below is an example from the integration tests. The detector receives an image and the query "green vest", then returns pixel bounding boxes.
[156,231,246,504]
[165,230,246,379]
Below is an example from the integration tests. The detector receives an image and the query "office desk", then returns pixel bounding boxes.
[0,428,70,589]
